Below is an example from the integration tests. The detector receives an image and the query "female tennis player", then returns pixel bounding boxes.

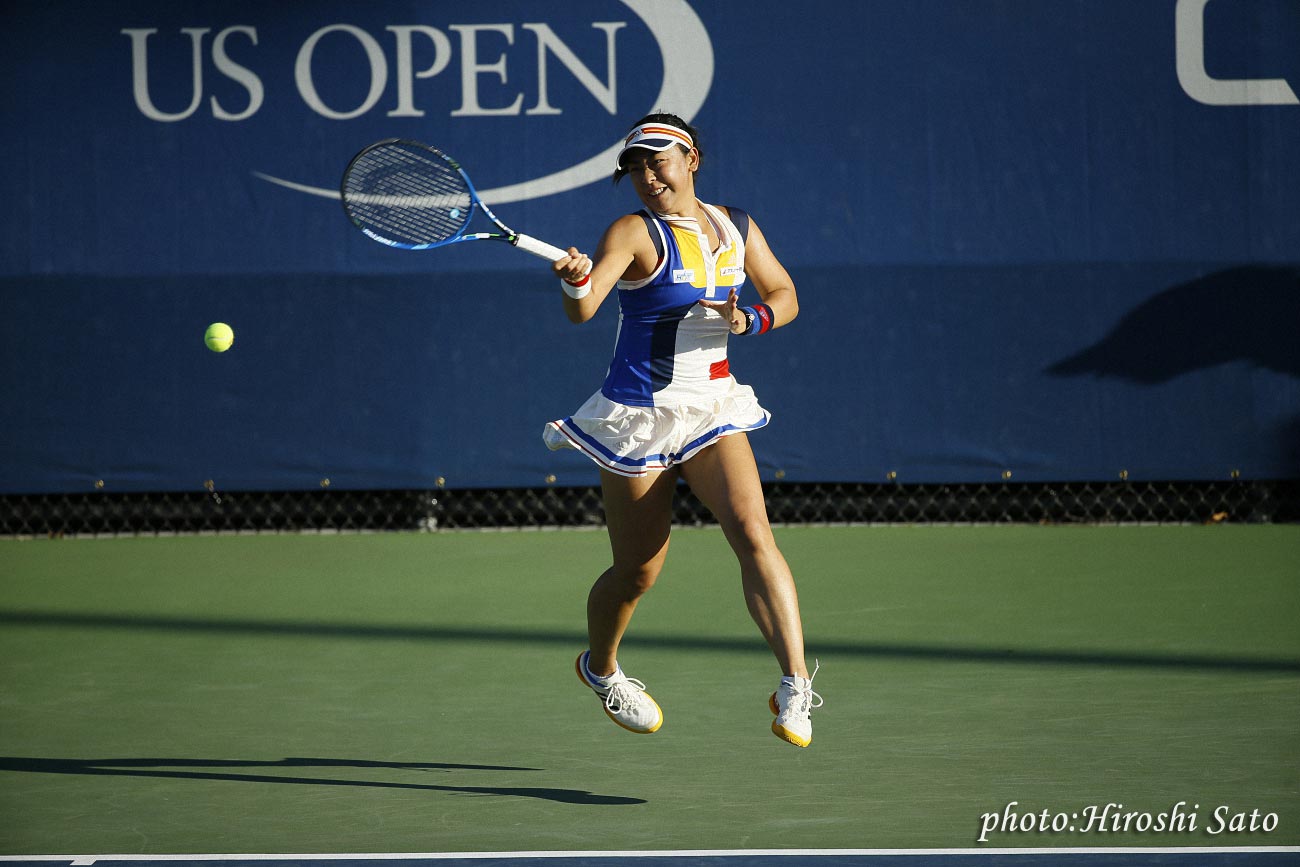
[543,113,821,747]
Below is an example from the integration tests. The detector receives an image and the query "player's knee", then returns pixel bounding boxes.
[628,563,661,596]
[612,561,661,597]
[727,514,775,558]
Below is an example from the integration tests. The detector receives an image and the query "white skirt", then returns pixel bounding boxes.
[543,381,771,477]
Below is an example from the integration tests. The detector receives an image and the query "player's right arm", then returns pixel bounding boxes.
[553,215,656,324]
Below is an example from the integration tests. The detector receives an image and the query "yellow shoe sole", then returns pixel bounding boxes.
[575,653,663,734]
[770,691,811,747]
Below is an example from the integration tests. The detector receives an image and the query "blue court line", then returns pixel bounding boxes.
[3,849,1299,867]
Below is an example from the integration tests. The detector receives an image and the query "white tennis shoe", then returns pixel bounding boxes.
[769,662,822,747]
[575,650,664,734]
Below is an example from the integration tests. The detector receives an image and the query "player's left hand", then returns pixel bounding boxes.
[698,288,746,333]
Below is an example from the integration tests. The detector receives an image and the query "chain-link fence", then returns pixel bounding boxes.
[3,479,1297,537]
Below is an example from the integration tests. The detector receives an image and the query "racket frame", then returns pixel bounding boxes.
[340,139,569,263]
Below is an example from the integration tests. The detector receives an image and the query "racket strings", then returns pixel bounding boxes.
[343,144,473,246]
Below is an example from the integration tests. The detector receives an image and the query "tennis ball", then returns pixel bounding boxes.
[204,322,234,352]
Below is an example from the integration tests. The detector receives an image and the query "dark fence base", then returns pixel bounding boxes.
[3,480,1297,537]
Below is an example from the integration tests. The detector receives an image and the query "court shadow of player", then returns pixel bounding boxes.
[1045,266,1300,383]
[0,756,646,806]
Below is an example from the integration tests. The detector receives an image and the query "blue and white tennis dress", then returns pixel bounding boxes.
[543,202,770,476]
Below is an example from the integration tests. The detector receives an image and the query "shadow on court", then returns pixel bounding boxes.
[3,609,1298,674]
[0,756,647,806]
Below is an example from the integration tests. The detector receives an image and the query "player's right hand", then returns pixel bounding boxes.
[553,247,593,283]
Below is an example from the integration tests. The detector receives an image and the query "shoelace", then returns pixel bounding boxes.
[800,688,825,714]
[603,676,649,713]
[787,660,824,716]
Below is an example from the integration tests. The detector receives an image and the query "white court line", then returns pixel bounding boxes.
[1,847,1297,864]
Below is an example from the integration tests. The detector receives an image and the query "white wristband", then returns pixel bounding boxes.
[561,275,591,299]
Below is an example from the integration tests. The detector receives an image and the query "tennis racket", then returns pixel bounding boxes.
[341,139,583,269]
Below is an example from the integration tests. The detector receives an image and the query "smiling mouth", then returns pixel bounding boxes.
[647,186,667,197]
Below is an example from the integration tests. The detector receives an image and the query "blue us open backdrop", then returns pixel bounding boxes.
[1,0,1297,494]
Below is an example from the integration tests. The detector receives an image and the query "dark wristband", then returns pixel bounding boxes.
[739,303,774,335]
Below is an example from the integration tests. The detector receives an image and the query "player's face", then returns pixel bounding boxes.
[623,146,697,214]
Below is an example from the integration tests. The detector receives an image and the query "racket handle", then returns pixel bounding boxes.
[513,233,570,262]
[513,233,592,277]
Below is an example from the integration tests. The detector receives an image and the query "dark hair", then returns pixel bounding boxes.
[612,112,701,185]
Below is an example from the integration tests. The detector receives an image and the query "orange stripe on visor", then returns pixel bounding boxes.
[618,123,694,169]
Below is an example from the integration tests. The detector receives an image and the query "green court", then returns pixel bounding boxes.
[1,525,1297,855]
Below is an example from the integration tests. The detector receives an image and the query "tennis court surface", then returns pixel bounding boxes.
[1,526,1297,861]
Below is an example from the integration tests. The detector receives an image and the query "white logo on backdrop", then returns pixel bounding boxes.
[250,0,713,205]
[1175,0,1298,105]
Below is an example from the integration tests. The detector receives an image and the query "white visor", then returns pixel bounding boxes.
[617,122,694,169]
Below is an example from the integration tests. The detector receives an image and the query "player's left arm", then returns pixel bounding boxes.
[742,216,799,329]
[698,215,799,333]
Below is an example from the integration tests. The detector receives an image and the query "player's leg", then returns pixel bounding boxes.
[575,466,677,734]
[678,433,807,677]
[678,433,821,746]
[585,466,678,675]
